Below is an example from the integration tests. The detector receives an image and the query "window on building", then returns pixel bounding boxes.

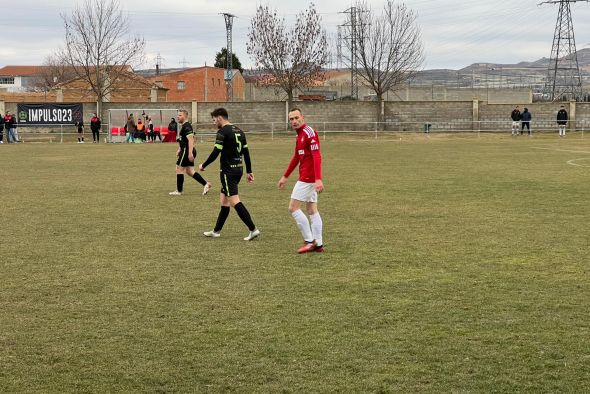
[218,79,221,87]
[212,78,214,86]
[177,80,186,91]
[0,77,15,85]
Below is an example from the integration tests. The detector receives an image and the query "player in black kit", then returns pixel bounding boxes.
[199,108,260,241]
[169,109,211,196]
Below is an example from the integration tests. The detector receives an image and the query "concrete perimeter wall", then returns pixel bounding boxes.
[3,100,588,134]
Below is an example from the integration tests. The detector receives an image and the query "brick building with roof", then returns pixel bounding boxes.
[147,66,245,102]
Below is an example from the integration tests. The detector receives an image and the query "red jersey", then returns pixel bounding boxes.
[283,124,322,183]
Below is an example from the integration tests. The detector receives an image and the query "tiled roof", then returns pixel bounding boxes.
[0,65,47,76]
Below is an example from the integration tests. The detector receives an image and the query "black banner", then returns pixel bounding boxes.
[17,103,83,125]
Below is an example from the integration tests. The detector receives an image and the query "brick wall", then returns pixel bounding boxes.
[385,101,474,132]
[194,102,286,132]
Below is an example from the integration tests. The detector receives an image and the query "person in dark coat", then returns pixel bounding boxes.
[557,105,568,137]
[0,115,4,144]
[90,113,101,143]
[510,106,521,136]
[4,111,19,143]
[521,108,532,136]
[168,117,178,139]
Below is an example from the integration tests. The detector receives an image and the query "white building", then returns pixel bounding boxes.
[0,66,45,92]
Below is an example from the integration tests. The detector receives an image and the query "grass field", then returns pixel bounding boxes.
[1,133,589,392]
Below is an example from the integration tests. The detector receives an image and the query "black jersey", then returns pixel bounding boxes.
[214,124,249,172]
[177,122,194,149]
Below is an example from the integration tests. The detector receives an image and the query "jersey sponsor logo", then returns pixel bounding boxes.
[310,144,319,151]
[298,149,305,155]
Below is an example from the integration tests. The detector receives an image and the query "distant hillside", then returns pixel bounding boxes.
[460,48,590,71]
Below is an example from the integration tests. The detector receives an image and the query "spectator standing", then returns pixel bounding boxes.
[557,105,568,137]
[75,120,85,143]
[147,117,155,142]
[90,113,101,143]
[0,115,4,144]
[126,114,136,143]
[4,111,19,143]
[521,108,532,136]
[510,106,521,136]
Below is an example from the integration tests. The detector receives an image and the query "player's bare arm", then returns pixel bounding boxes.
[315,179,324,193]
[278,176,288,190]
[188,134,194,162]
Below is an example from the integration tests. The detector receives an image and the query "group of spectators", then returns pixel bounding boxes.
[0,111,20,143]
[510,105,569,137]
[124,113,175,143]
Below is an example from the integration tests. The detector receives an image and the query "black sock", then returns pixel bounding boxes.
[192,172,207,186]
[177,174,184,192]
[234,202,255,231]
[214,206,231,232]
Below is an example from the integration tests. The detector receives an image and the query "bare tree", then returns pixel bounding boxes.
[59,0,145,115]
[29,54,78,92]
[247,3,328,104]
[344,1,424,103]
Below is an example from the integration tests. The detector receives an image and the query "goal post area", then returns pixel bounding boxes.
[107,108,179,143]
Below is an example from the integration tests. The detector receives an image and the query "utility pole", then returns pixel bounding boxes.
[155,53,165,75]
[341,7,362,100]
[221,13,235,102]
[540,0,587,101]
[179,57,189,69]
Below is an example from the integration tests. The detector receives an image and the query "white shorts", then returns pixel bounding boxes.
[291,181,318,203]
[512,121,519,128]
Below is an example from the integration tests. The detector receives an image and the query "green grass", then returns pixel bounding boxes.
[1,133,589,392]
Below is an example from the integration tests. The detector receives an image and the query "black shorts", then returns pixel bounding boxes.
[220,170,242,197]
[177,147,197,167]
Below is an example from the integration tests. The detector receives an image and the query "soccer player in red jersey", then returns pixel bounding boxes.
[278,108,324,253]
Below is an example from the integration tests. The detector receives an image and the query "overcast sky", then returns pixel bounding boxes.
[4,0,590,71]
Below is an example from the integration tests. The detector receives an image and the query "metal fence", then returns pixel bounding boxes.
[7,120,587,143]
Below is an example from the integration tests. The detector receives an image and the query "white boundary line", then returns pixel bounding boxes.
[531,146,590,168]
[532,147,590,154]
[566,158,590,168]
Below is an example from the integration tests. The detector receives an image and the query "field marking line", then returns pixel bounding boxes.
[532,147,590,154]
[566,158,590,168]
[530,147,590,168]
